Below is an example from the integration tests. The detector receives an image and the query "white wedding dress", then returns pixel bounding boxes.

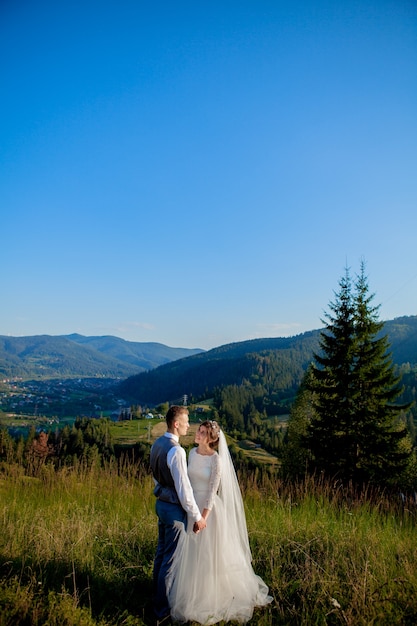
[167,432,272,624]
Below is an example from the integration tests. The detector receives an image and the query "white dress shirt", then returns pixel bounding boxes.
[165,432,202,523]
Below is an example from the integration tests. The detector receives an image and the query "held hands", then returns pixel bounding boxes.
[193,508,210,533]
[193,517,207,534]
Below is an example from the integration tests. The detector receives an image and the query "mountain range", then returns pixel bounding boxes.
[1,317,416,407]
[0,334,204,380]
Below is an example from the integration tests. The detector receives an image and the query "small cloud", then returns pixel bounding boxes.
[120,321,155,331]
[255,322,302,336]
[108,322,156,337]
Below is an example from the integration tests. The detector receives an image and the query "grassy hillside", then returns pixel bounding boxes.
[1,462,417,625]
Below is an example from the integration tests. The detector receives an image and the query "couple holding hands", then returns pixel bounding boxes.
[150,405,272,625]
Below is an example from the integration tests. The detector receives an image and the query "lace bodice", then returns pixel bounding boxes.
[188,447,221,511]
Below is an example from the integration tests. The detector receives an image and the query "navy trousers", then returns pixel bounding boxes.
[153,499,187,620]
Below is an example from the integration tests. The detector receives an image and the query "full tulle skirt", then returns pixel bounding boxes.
[166,492,272,625]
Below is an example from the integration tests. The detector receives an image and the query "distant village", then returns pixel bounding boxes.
[0,377,136,433]
[0,377,201,436]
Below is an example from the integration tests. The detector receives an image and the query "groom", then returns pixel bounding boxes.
[150,405,206,623]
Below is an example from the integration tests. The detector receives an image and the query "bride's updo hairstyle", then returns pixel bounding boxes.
[200,420,220,449]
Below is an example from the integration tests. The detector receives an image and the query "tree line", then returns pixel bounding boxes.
[0,417,151,477]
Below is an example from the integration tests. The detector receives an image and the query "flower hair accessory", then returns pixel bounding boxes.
[208,420,221,437]
[199,419,221,445]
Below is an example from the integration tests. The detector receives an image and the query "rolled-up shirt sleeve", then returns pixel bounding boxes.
[168,446,202,523]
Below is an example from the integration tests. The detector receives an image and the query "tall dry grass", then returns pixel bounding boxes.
[0,460,155,624]
[244,474,417,625]
[1,463,417,625]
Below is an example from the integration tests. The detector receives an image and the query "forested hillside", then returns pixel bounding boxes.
[118,316,417,406]
[0,334,204,379]
[383,316,417,363]
[118,330,321,405]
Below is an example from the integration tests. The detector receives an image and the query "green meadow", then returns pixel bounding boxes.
[1,457,417,625]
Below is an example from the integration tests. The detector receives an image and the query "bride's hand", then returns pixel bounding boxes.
[193,518,206,533]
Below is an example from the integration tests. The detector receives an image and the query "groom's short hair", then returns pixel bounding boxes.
[166,405,188,427]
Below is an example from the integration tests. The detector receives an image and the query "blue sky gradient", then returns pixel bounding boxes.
[1,0,416,349]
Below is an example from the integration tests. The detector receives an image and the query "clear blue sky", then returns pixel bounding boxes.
[1,0,416,350]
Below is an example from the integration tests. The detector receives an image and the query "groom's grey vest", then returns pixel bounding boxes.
[150,435,181,505]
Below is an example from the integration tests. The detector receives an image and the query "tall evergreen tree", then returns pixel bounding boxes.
[306,268,357,477]
[349,262,411,484]
[305,264,411,486]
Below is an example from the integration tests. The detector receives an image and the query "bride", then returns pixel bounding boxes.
[166,420,272,624]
